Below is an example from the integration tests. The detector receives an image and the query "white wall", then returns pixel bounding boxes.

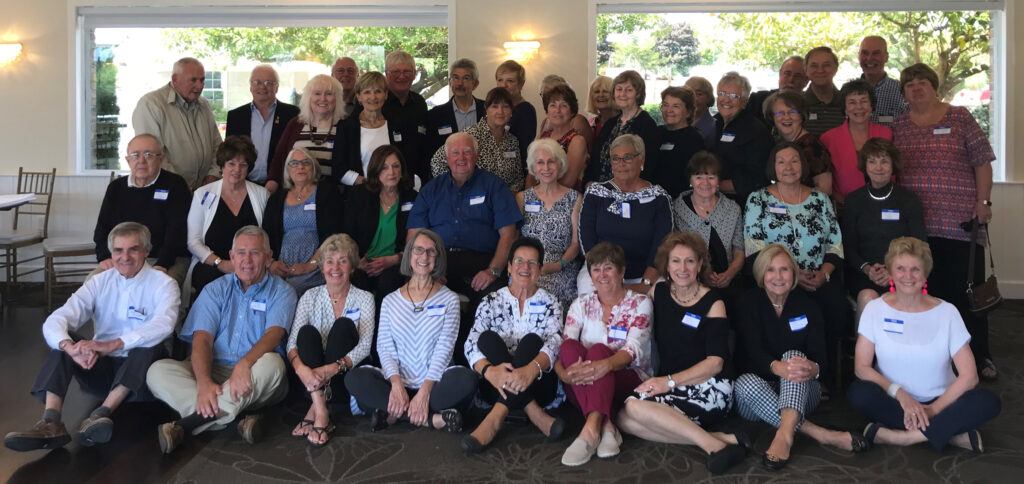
[1,0,1022,295]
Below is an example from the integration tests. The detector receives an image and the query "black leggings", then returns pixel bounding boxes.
[344,365,478,415]
[295,319,359,400]
[477,331,557,410]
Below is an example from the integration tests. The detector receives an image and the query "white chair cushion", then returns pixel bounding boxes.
[43,237,96,253]
[0,228,43,245]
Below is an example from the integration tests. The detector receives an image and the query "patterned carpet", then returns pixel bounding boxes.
[172,301,1024,483]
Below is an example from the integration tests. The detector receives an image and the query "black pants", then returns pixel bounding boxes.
[295,319,359,401]
[477,331,557,410]
[927,237,990,363]
[847,380,1000,451]
[31,340,166,403]
[191,263,227,298]
[445,249,507,366]
[799,275,850,389]
[350,266,406,366]
[344,365,478,415]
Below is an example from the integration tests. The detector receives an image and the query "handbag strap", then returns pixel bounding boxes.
[967,220,996,288]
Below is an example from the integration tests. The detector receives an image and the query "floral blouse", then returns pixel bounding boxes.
[563,290,653,379]
[744,188,843,271]
[464,287,563,368]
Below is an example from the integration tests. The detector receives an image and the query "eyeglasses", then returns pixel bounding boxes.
[773,109,800,118]
[411,246,438,257]
[250,80,279,88]
[512,257,541,268]
[225,160,249,169]
[717,92,742,100]
[610,153,640,164]
[287,159,314,167]
[127,151,163,161]
[333,67,358,75]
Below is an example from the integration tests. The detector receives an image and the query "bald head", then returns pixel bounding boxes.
[859,36,890,83]
[332,57,359,92]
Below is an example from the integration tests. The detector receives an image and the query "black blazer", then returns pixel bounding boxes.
[262,181,344,260]
[329,115,406,187]
[225,101,300,169]
[584,110,659,185]
[342,184,418,257]
[425,97,486,159]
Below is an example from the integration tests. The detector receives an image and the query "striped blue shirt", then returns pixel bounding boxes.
[376,285,460,389]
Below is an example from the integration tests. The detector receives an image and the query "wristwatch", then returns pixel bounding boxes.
[213,257,222,266]
[666,374,676,390]
[642,278,653,286]
[980,199,992,206]
[489,267,501,278]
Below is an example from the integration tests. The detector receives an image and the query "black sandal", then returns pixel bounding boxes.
[849,431,871,453]
[369,410,389,432]
[293,419,314,438]
[967,429,984,454]
[863,422,883,445]
[707,444,746,475]
[437,408,462,433]
[307,421,335,448]
[980,358,998,381]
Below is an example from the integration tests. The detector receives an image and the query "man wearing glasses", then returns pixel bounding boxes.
[331,57,361,118]
[93,134,191,285]
[383,51,430,183]
[802,46,845,135]
[226,64,299,186]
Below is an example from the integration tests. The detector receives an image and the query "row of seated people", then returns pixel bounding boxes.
[3,222,1000,475]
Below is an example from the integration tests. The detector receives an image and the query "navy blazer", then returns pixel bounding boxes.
[225,101,300,171]
[425,97,486,160]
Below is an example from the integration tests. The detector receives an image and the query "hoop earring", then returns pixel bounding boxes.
[889,277,895,292]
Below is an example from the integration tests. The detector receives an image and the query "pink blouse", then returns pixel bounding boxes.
[820,120,893,197]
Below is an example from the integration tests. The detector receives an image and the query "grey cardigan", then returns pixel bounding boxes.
[672,189,744,264]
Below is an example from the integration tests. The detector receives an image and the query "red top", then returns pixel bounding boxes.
[821,120,893,197]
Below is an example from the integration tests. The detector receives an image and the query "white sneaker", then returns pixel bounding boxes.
[561,437,597,466]
[596,428,622,458]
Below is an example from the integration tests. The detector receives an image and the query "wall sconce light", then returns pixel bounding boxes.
[0,43,23,65]
[503,41,540,63]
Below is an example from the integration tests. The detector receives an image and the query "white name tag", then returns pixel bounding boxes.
[881,209,900,221]
[527,301,547,314]
[504,150,517,159]
[401,202,414,212]
[438,125,453,135]
[933,126,951,135]
[878,115,894,123]
[303,203,316,211]
[392,131,403,142]
[660,142,675,151]
[809,113,819,121]
[620,202,631,219]
[426,304,446,317]
[153,189,169,201]
[639,196,655,204]
[608,325,628,341]
[882,317,905,334]
[524,201,542,213]
[127,305,145,320]
[720,133,736,143]
[345,308,361,320]
[251,299,267,312]
[768,204,787,215]
[681,312,701,329]
[789,315,808,332]
[469,195,486,205]
[417,125,427,135]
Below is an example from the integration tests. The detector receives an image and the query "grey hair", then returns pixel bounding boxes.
[539,74,568,96]
[317,233,359,268]
[172,57,203,76]
[526,138,568,179]
[400,229,447,279]
[385,51,415,71]
[107,222,152,254]
[445,131,479,154]
[250,64,279,82]
[780,55,805,71]
[232,225,271,252]
[609,134,645,159]
[282,147,323,189]
[127,133,166,156]
[718,71,752,99]
[450,58,479,82]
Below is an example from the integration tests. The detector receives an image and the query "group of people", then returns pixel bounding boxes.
[2,34,1002,475]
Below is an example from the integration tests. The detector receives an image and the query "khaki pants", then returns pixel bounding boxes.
[146,353,287,434]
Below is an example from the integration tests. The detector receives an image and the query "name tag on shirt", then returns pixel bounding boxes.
[881,209,900,221]
[608,325,628,341]
[200,192,218,210]
[304,203,316,211]
[789,315,808,332]
[681,312,701,329]
[251,299,267,312]
[933,126,951,135]
[525,201,542,213]
[401,202,414,212]
[504,149,517,159]
[153,189,169,201]
[438,125,453,135]
[768,204,787,215]
[720,133,736,143]
[639,196,655,204]
[127,306,145,320]
[878,115,894,123]
[417,125,427,135]
[620,202,631,219]
[527,301,547,314]
[392,131,403,142]
[660,142,675,150]
[883,318,905,334]
[809,113,819,121]
[426,304,446,317]
[469,195,486,206]
[345,308,361,320]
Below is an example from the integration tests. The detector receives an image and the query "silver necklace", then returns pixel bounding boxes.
[868,183,895,201]
[408,281,434,313]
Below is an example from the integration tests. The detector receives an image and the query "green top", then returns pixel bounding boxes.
[366,201,399,259]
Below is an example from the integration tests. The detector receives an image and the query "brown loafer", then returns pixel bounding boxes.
[76,415,114,446]
[157,422,185,454]
[4,420,71,452]
[238,414,265,445]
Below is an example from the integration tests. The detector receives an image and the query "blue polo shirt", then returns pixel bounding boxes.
[180,271,297,366]
[407,168,522,253]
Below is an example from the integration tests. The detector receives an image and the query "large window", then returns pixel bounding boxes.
[76,5,450,171]
[595,2,1004,178]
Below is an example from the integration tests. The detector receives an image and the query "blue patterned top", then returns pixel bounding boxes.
[743,188,843,271]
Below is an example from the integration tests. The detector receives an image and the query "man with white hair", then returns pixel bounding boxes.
[226,64,299,185]
[132,57,223,189]
[382,51,429,182]
[4,223,179,451]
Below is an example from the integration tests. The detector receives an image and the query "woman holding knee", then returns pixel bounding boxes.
[461,237,566,454]
[286,234,375,446]
[556,242,653,466]
[849,237,1000,453]
[734,245,869,470]
[617,232,749,475]
[344,229,477,433]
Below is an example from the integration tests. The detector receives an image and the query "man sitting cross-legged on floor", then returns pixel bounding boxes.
[4,222,179,451]
[146,225,296,454]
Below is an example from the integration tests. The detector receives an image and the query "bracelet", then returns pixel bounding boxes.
[887,382,902,398]
[859,262,870,273]
[533,360,543,380]
[481,363,492,378]
[558,258,568,269]
[288,354,298,363]
[335,358,346,371]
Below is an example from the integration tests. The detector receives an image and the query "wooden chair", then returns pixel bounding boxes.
[43,171,118,311]
[0,168,56,306]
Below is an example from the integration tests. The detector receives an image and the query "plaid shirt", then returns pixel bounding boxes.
[867,74,908,126]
